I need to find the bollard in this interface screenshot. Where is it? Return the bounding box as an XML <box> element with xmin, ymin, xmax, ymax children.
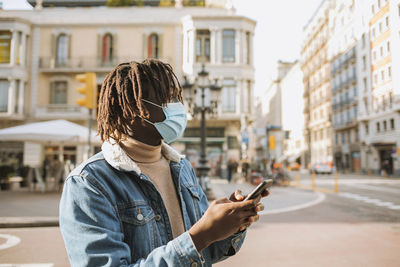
<box><xmin>334</xmin><ymin>172</ymin><xmax>339</xmax><ymax>193</ymax></box>
<box><xmin>296</xmin><ymin>172</ymin><xmax>300</xmax><ymax>186</ymax></box>
<box><xmin>311</xmin><ymin>172</ymin><xmax>316</xmax><ymax>191</ymax></box>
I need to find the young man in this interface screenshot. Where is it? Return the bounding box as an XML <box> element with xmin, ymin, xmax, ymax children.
<box><xmin>59</xmin><ymin>59</ymin><xmax>269</xmax><ymax>266</ymax></box>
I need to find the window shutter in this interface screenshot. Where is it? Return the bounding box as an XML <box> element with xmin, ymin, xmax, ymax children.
<box><xmin>97</xmin><ymin>33</ymin><xmax>102</xmax><ymax>64</ymax></box>
<box><xmin>51</xmin><ymin>33</ymin><xmax>56</xmax><ymax>68</ymax></box>
<box><xmin>49</xmin><ymin>81</ymin><xmax>55</xmax><ymax>104</ymax></box>
<box><xmin>112</xmin><ymin>32</ymin><xmax>117</xmax><ymax>63</ymax></box>
<box><xmin>143</xmin><ymin>33</ymin><xmax>148</xmax><ymax>59</ymax></box>
<box><xmin>158</xmin><ymin>34</ymin><xmax>163</xmax><ymax>59</ymax></box>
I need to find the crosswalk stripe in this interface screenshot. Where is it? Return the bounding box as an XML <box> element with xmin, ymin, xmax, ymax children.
<box><xmin>338</xmin><ymin>192</ymin><xmax>399</xmax><ymax>210</ymax></box>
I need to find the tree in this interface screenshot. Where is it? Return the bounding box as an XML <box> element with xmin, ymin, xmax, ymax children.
<box><xmin>106</xmin><ymin>0</ymin><xmax>134</xmax><ymax>7</ymax></box>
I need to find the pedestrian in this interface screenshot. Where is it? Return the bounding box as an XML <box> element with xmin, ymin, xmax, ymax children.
<box><xmin>59</xmin><ymin>59</ymin><xmax>269</xmax><ymax>266</ymax></box>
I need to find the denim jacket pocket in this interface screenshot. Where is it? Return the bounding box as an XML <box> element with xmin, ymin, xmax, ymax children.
<box><xmin>182</xmin><ymin>184</ymin><xmax>202</xmax><ymax>221</ymax></box>
<box><xmin>117</xmin><ymin>202</ymin><xmax>159</xmax><ymax>262</ymax></box>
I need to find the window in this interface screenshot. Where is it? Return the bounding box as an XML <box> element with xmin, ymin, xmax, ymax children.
<box><xmin>388</xmin><ymin>66</ymin><xmax>392</xmax><ymax>78</ymax></box>
<box><xmin>147</xmin><ymin>33</ymin><xmax>159</xmax><ymax>59</ymax></box>
<box><xmin>381</xmin><ymin>70</ymin><xmax>385</xmax><ymax>81</ymax></box>
<box><xmin>222</xmin><ymin>79</ymin><xmax>236</xmax><ymax>112</ymax></box>
<box><xmin>380</xmin><ymin>46</ymin><xmax>383</xmax><ymax>57</ymax></box>
<box><xmin>102</xmin><ymin>33</ymin><xmax>113</xmax><ymax>64</ymax></box>
<box><xmin>362</xmin><ymin>55</ymin><xmax>366</xmax><ymax>70</ymax></box>
<box><xmin>372</xmin><ymin>28</ymin><xmax>376</xmax><ymax>38</ymax></box>
<box><xmin>361</xmin><ymin>33</ymin><xmax>366</xmax><ymax>48</ymax></box>
<box><xmin>390</xmin><ymin>118</ymin><xmax>395</xmax><ymax>130</ymax></box>
<box><xmin>386</xmin><ymin>16</ymin><xmax>389</xmax><ymax>27</ymax></box>
<box><xmin>379</xmin><ymin>22</ymin><xmax>382</xmax><ymax>33</ymax></box>
<box><xmin>373</xmin><ymin>51</ymin><xmax>376</xmax><ymax>60</ymax></box>
<box><xmin>376</xmin><ymin>122</ymin><xmax>380</xmax><ymax>132</ymax></box>
<box><xmin>56</xmin><ymin>34</ymin><xmax>69</xmax><ymax>66</ymax></box>
<box><xmin>0</xmin><ymin>80</ymin><xmax>9</xmax><ymax>112</ymax></box>
<box><xmin>0</xmin><ymin>31</ymin><xmax>11</xmax><ymax>63</ymax></box>
<box><xmin>50</xmin><ymin>81</ymin><xmax>67</xmax><ymax>104</ymax></box>
<box><xmin>341</xmin><ymin>132</ymin><xmax>346</xmax><ymax>143</ymax></box>
<box><xmin>374</xmin><ymin>74</ymin><xmax>378</xmax><ymax>85</ymax></box>
<box><xmin>387</xmin><ymin>41</ymin><xmax>390</xmax><ymax>53</ymax></box>
<box><xmin>14</xmin><ymin>80</ymin><xmax>20</xmax><ymax>114</ymax></box>
<box><xmin>222</xmin><ymin>30</ymin><xmax>235</xmax><ymax>63</ymax></box>
<box><xmin>378</xmin><ymin>0</ymin><xmax>381</xmax><ymax>8</ymax></box>
<box><xmin>365</xmin><ymin>124</ymin><xmax>369</xmax><ymax>135</ymax></box>
<box><xmin>372</xmin><ymin>4</ymin><xmax>375</xmax><ymax>14</ymax></box>
<box><xmin>195</xmin><ymin>30</ymin><xmax>210</xmax><ymax>62</ymax></box>
<box><xmin>389</xmin><ymin>91</ymin><xmax>393</xmax><ymax>107</ymax></box>
<box><xmin>383</xmin><ymin>120</ymin><xmax>387</xmax><ymax>131</ymax></box>
<box><xmin>363</xmin><ymin>77</ymin><xmax>368</xmax><ymax>91</ymax></box>
<box><xmin>335</xmin><ymin>133</ymin><xmax>339</xmax><ymax>145</ymax></box>
<box><xmin>355</xmin><ymin>129</ymin><xmax>359</xmax><ymax>142</ymax></box>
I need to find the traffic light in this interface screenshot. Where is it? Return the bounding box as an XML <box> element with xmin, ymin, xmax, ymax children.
<box><xmin>76</xmin><ymin>72</ymin><xmax>96</xmax><ymax>109</ymax></box>
<box><xmin>269</xmin><ymin>135</ymin><xmax>275</xmax><ymax>150</ymax></box>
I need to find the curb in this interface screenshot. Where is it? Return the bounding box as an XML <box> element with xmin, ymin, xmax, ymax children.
<box><xmin>0</xmin><ymin>217</ymin><xmax>59</xmax><ymax>228</ymax></box>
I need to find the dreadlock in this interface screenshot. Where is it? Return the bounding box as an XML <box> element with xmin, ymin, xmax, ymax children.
<box><xmin>97</xmin><ymin>59</ymin><xmax>183</xmax><ymax>143</ymax></box>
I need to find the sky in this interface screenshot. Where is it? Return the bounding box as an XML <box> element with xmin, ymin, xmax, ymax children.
<box><xmin>1</xmin><ymin>0</ymin><xmax>323</xmax><ymax>96</ymax></box>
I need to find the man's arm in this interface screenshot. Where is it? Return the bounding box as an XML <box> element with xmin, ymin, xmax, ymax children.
<box><xmin>59</xmin><ymin>173</ymin><xmax>205</xmax><ymax>267</ymax></box>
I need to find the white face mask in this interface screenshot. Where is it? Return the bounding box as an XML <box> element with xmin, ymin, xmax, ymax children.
<box><xmin>141</xmin><ymin>99</ymin><xmax>188</xmax><ymax>144</ymax></box>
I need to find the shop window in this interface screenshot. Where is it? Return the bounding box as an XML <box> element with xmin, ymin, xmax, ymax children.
<box><xmin>0</xmin><ymin>31</ymin><xmax>11</xmax><ymax>64</ymax></box>
<box><xmin>227</xmin><ymin>136</ymin><xmax>239</xmax><ymax>149</ymax></box>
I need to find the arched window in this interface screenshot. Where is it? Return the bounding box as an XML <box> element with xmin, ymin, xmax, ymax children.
<box><xmin>102</xmin><ymin>33</ymin><xmax>113</xmax><ymax>64</ymax></box>
<box><xmin>56</xmin><ymin>34</ymin><xmax>69</xmax><ymax>66</ymax></box>
<box><xmin>147</xmin><ymin>33</ymin><xmax>159</xmax><ymax>59</ymax></box>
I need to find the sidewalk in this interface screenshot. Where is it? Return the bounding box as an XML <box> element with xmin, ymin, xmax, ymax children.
<box><xmin>0</xmin><ymin>180</ymin><xmax>321</xmax><ymax>228</ymax></box>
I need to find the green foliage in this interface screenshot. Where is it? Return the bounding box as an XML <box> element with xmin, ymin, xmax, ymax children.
<box><xmin>106</xmin><ymin>0</ymin><xmax>134</xmax><ymax>7</ymax></box>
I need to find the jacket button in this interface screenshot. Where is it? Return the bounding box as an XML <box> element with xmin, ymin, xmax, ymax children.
<box><xmin>136</xmin><ymin>214</ymin><xmax>144</xmax><ymax>221</ymax></box>
<box><xmin>155</xmin><ymin>215</ymin><xmax>162</xmax><ymax>221</ymax></box>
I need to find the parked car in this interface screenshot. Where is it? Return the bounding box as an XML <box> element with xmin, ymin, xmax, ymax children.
<box><xmin>310</xmin><ymin>163</ymin><xmax>333</xmax><ymax>174</ymax></box>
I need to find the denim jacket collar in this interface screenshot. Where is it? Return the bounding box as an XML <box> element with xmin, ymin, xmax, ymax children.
<box><xmin>101</xmin><ymin>139</ymin><xmax>185</xmax><ymax>175</ymax></box>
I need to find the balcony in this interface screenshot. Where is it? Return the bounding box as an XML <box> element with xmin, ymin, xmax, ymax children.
<box><xmin>38</xmin><ymin>56</ymin><xmax>171</xmax><ymax>73</ymax></box>
<box><xmin>35</xmin><ymin>104</ymin><xmax>88</xmax><ymax>120</ymax></box>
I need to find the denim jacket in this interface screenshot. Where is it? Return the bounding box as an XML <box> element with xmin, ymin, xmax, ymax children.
<box><xmin>59</xmin><ymin>141</ymin><xmax>246</xmax><ymax>266</ymax></box>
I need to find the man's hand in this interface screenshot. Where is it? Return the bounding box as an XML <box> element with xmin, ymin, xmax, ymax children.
<box><xmin>189</xmin><ymin>198</ymin><xmax>258</xmax><ymax>252</ymax></box>
<box><xmin>189</xmin><ymin>188</ymin><xmax>270</xmax><ymax>252</ymax></box>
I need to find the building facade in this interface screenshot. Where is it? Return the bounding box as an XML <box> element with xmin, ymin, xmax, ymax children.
<box><xmin>363</xmin><ymin>0</ymin><xmax>400</xmax><ymax>175</ymax></box>
<box><xmin>329</xmin><ymin>0</ymin><xmax>364</xmax><ymax>173</ymax></box>
<box><xmin>301</xmin><ymin>0</ymin><xmax>333</xmax><ymax>168</ymax></box>
<box><xmin>0</xmin><ymin>1</ymin><xmax>255</xmax><ymax>177</ymax></box>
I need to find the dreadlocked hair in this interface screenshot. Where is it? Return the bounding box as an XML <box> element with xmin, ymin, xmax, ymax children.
<box><xmin>97</xmin><ymin>59</ymin><xmax>183</xmax><ymax>143</ymax></box>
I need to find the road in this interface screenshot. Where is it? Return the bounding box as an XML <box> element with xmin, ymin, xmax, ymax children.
<box><xmin>0</xmin><ymin>173</ymin><xmax>399</xmax><ymax>266</ymax></box>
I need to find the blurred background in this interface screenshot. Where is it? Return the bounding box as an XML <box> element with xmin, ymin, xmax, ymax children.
<box><xmin>0</xmin><ymin>0</ymin><xmax>399</xmax><ymax>266</ymax></box>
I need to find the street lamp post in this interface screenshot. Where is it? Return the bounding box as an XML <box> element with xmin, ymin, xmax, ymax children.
<box><xmin>182</xmin><ymin>65</ymin><xmax>221</xmax><ymax>200</ymax></box>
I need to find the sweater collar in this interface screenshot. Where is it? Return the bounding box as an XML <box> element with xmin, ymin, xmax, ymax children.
<box><xmin>101</xmin><ymin>139</ymin><xmax>184</xmax><ymax>175</ymax></box>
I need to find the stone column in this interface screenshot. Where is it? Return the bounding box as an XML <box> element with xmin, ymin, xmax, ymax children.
<box><xmin>216</xmin><ymin>30</ymin><xmax>222</xmax><ymax>64</ymax></box>
<box><xmin>10</xmin><ymin>30</ymin><xmax>17</xmax><ymax>66</ymax></box>
<box><xmin>8</xmin><ymin>79</ymin><xmax>15</xmax><ymax>115</ymax></box>
<box><xmin>18</xmin><ymin>80</ymin><xmax>24</xmax><ymax>115</ymax></box>
<box><xmin>210</xmin><ymin>28</ymin><xmax>217</xmax><ymax>64</ymax></box>
<box><xmin>235</xmin><ymin>29</ymin><xmax>241</xmax><ymax>64</ymax></box>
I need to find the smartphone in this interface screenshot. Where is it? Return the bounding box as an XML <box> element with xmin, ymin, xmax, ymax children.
<box><xmin>244</xmin><ymin>179</ymin><xmax>273</xmax><ymax>201</ymax></box>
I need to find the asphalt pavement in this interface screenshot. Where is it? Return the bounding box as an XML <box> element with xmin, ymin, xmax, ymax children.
<box><xmin>0</xmin><ymin>178</ymin><xmax>322</xmax><ymax>228</ymax></box>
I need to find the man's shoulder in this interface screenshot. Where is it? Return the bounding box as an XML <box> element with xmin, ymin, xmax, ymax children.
<box><xmin>68</xmin><ymin>152</ymin><xmax>108</xmax><ymax>178</ymax></box>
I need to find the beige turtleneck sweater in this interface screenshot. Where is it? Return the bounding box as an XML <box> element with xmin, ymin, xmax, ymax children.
<box><xmin>120</xmin><ymin>138</ymin><xmax>185</xmax><ymax>238</ymax></box>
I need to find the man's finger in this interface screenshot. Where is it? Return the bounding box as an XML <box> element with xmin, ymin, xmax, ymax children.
<box><xmin>255</xmin><ymin>203</ymin><xmax>264</xmax><ymax>212</ymax></box>
<box><xmin>261</xmin><ymin>189</ymin><xmax>270</xmax><ymax>197</ymax></box>
<box><xmin>235</xmin><ymin>189</ymin><xmax>244</xmax><ymax>201</ymax></box>
<box><xmin>227</xmin><ymin>199</ymin><xmax>256</xmax><ymax>210</ymax></box>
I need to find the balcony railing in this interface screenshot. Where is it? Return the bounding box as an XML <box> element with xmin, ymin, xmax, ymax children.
<box><xmin>35</xmin><ymin>104</ymin><xmax>88</xmax><ymax>119</ymax></box>
<box><xmin>38</xmin><ymin>56</ymin><xmax>171</xmax><ymax>71</ymax></box>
